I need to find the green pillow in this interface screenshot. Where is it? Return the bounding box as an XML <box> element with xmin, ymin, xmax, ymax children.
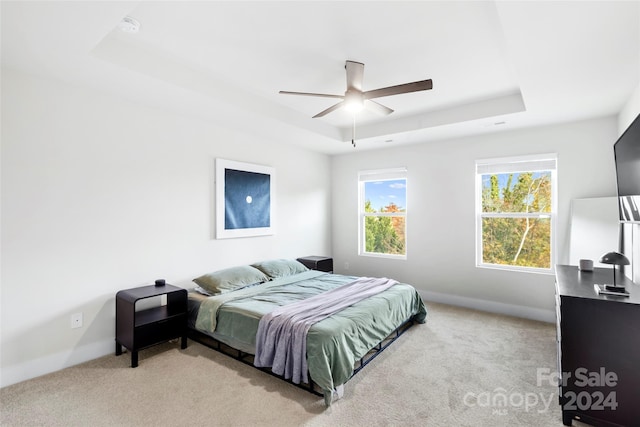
<box><xmin>193</xmin><ymin>265</ymin><xmax>268</xmax><ymax>295</ymax></box>
<box><xmin>251</xmin><ymin>259</ymin><xmax>309</xmax><ymax>279</ymax></box>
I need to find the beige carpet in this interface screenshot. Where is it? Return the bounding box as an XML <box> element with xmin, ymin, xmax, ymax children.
<box><xmin>1</xmin><ymin>302</ymin><xmax>573</xmax><ymax>426</ymax></box>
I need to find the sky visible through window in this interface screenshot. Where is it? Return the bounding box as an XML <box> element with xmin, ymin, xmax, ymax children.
<box><xmin>365</xmin><ymin>179</ymin><xmax>406</xmax><ymax>211</ymax></box>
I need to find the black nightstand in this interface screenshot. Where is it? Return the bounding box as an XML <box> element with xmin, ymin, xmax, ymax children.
<box><xmin>297</xmin><ymin>256</ymin><xmax>333</xmax><ymax>273</ymax></box>
<box><xmin>115</xmin><ymin>283</ymin><xmax>187</xmax><ymax>367</ymax></box>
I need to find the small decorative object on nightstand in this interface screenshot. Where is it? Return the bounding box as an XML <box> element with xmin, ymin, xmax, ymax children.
<box><xmin>115</xmin><ymin>283</ymin><xmax>187</xmax><ymax>367</ymax></box>
<box><xmin>599</xmin><ymin>251</ymin><xmax>630</xmax><ymax>292</ymax></box>
<box><xmin>297</xmin><ymin>256</ymin><xmax>333</xmax><ymax>273</ymax></box>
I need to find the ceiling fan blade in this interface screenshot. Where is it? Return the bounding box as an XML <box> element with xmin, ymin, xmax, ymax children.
<box><xmin>363</xmin><ymin>79</ymin><xmax>433</xmax><ymax>100</ymax></box>
<box><xmin>313</xmin><ymin>101</ymin><xmax>345</xmax><ymax>118</ymax></box>
<box><xmin>345</xmin><ymin>60</ymin><xmax>364</xmax><ymax>92</ymax></box>
<box><xmin>366</xmin><ymin>99</ymin><xmax>394</xmax><ymax>115</ymax></box>
<box><xmin>279</xmin><ymin>91</ymin><xmax>344</xmax><ymax>99</ymax></box>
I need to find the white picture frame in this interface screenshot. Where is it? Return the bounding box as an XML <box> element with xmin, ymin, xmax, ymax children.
<box><xmin>215</xmin><ymin>158</ymin><xmax>275</xmax><ymax>239</ymax></box>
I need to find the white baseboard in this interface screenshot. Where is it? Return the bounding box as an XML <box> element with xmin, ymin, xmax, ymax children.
<box><xmin>1</xmin><ymin>339</ymin><xmax>113</xmax><ymax>388</ymax></box>
<box><xmin>419</xmin><ymin>290</ymin><xmax>556</xmax><ymax>323</ymax></box>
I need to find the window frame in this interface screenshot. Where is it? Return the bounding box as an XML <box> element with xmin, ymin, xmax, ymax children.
<box><xmin>358</xmin><ymin>168</ymin><xmax>408</xmax><ymax>260</ymax></box>
<box><xmin>475</xmin><ymin>154</ymin><xmax>557</xmax><ymax>274</ymax></box>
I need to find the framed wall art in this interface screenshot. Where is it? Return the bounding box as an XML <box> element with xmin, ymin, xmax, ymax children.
<box><xmin>215</xmin><ymin>158</ymin><xmax>275</xmax><ymax>239</ymax></box>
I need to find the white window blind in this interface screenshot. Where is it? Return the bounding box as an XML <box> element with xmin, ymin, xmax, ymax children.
<box><xmin>476</xmin><ymin>155</ymin><xmax>556</xmax><ymax>175</ymax></box>
<box><xmin>358</xmin><ymin>167</ymin><xmax>407</xmax><ymax>182</ymax></box>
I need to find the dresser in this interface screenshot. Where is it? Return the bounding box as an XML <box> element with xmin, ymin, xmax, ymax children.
<box><xmin>555</xmin><ymin>265</ymin><xmax>640</xmax><ymax>426</ymax></box>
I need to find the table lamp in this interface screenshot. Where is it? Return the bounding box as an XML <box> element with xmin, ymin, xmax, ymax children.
<box><xmin>599</xmin><ymin>251</ymin><xmax>630</xmax><ymax>291</ymax></box>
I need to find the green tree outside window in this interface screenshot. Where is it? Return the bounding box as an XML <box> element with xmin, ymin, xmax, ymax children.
<box><xmin>480</xmin><ymin>171</ymin><xmax>552</xmax><ymax>268</ymax></box>
<box><xmin>360</xmin><ymin>175</ymin><xmax>407</xmax><ymax>257</ymax></box>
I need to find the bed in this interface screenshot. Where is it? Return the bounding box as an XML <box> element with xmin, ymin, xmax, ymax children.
<box><xmin>187</xmin><ymin>259</ymin><xmax>427</xmax><ymax>405</ymax></box>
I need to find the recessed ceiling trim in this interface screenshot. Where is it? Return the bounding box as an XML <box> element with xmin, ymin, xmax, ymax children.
<box><xmin>339</xmin><ymin>91</ymin><xmax>526</xmax><ymax>142</ymax></box>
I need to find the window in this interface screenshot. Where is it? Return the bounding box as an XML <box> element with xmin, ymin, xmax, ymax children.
<box><xmin>475</xmin><ymin>154</ymin><xmax>557</xmax><ymax>273</ymax></box>
<box><xmin>358</xmin><ymin>168</ymin><xmax>407</xmax><ymax>259</ymax></box>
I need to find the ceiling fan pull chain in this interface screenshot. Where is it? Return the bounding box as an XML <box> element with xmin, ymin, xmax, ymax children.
<box><xmin>352</xmin><ymin>115</ymin><xmax>356</xmax><ymax>148</ymax></box>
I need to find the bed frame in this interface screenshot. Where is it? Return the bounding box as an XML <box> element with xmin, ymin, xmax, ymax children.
<box><xmin>187</xmin><ymin>317</ymin><xmax>416</xmax><ymax>397</ymax></box>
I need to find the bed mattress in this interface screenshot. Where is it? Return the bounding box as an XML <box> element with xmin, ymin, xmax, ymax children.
<box><xmin>187</xmin><ymin>270</ymin><xmax>427</xmax><ymax>399</ymax></box>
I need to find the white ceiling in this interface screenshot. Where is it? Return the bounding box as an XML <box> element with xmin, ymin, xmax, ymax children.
<box><xmin>2</xmin><ymin>1</ymin><xmax>639</xmax><ymax>155</ymax></box>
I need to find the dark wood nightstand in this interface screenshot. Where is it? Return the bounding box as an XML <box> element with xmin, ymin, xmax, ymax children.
<box><xmin>297</xmin><ymin>256</ymin><xmax>333</xmax><ymax>273</ymax></box>
<box><xmin>115</xmin><ymin>283</ymin><xmax>187</xmax><ymax>367</ymax></box>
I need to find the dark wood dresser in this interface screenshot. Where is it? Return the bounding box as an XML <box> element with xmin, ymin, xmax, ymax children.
<box><xmin>555</xmin><ymin>265</ymin><xmax>640</xmax><ymax>426</ymax></box>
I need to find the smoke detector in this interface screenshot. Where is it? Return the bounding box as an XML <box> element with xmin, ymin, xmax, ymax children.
<box><xmin>118</xmin><ymin>16</ymin><xmax>140</xmax><ymax>33</ymax></box>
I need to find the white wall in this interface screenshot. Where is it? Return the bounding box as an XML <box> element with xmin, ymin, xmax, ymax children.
<box><xmin>618</xmin><ymin>83</ymin><xmax>640</xmax><ymax>133</ymax></box>
<box><xmin>0</xmin><ymin>68</ymin><xmax>332</xmax><ymax>387</ymax></box>
<box><xmin>331</xmin><ymin>117</ymin><xmax>619</xmax><ymax>322</ymax></box>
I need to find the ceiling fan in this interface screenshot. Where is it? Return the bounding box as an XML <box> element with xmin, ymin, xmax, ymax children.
<box><xmin>280</xmin><ymin>60</ymin><xmax>433</xmax><ymax>147</ymax></box>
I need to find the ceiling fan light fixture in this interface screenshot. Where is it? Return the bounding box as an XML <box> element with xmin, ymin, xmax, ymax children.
<box><xmin>343</xmin><ymin>91</ymin><xmax>364</xmax><ymax>113</ymax></box>
<box><xmin>344</xmin><ymin>100</ymin><xmax>364</xmax><ymax>113</ymax></box>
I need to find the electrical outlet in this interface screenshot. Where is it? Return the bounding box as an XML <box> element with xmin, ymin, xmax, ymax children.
<box><xmin>344</xmin><ymin>262</ymin><xmax>350</xmax><ymax>270</ymax></box>
<box><xmin>71</xmin><ymin>312</ymin><xmax>83</xmax><ymax>329</ymax></box>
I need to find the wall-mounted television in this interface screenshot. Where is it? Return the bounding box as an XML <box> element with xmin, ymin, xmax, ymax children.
<box><xmin>614</xmin><ymin>113</ymin><xmax>640</xmax><ymax>223</ymax></box>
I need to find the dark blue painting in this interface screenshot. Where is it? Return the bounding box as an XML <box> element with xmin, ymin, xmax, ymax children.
<box><xmin>216</xmin><ymin>158</ymin><xmax>275</xmax><ymax>239</ymax></box>
<box><xmin>224</xmin><ymin>169</ymin><xmax>271</xmax><ymax>229</ymax></box>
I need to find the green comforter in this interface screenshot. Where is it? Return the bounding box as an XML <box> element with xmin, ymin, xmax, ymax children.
<box><xmin>193</xmin><ymin>270</ymin><xmax>427</xmax><ymax>400</ymax></box>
